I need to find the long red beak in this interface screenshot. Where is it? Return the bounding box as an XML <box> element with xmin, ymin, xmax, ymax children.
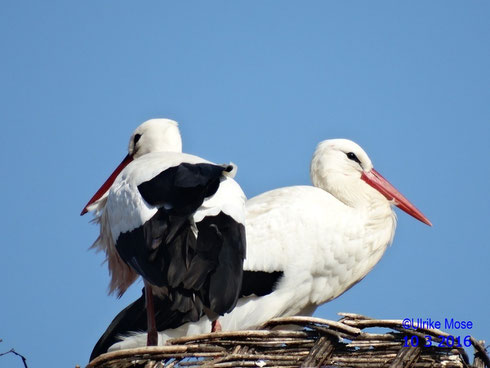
<box><xmin>361</xmin><ymin>168</ymin><xmax>432</xmax><ymax>226</ymax></box>
<box><xmin>80</xmin><ymin>154</ymin><xmax>133</xmax><ymax>216</ymax></box>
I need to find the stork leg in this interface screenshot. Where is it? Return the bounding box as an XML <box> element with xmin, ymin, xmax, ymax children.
<box><xmin>144</xmin><ymin>280</ymin><xmax>158</xmax><ymax>346</ymax></box>
<box><xmin>211</xmin><ymin>319</ymin><xmax>222</xmax><ymax>332</ymax></box>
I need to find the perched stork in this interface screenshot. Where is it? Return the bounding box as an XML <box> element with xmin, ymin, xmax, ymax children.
<box><xmin>89</xmin><ymin>138</ymin><xmax>431</xmax><ymax>359</ymax></box>
<box><xmin>82</xmin><ymin>119</ymin><xmax>246</xmax><ymax>347</ymax></box>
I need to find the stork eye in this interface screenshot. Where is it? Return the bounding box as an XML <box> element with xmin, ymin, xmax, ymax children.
<box><xmin>133</xmin><ymin>134</ymin><xmax>142</xmax><ymax>145</ymax></box>
<box><xmin>346</xmin><ymin>152</ymin><xmax>361</xmax><ymax>164</ymax></box>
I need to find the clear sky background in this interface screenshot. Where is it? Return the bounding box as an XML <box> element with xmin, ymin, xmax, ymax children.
<box><xmin>1</xmin><ymin>1</ymin><xmax>489</xmax><ymax>367</ymax></box>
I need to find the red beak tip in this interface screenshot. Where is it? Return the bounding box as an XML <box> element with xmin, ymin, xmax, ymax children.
<box><xmin>414</xmin><ymin>214</ymin><xmax>432</xmax><ymax>227</ymax></box>
<box><xmin>80</xmin><ymin>208</ymin><xmax>88</xmax><ymax>216</ymax></box>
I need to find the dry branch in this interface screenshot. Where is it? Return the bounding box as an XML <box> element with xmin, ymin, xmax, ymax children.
<box><xmin>0</xmin><ymin>349</ymin><xmax>28</xmax><ymax>368</ymax></box>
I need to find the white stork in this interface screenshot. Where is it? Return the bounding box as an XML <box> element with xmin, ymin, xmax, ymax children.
<box><xmin>89</xmin><ymin>138</ymin><xmax>431</xmax><ymax>359</ymax></box>
<box><xmin>81</xmin><ymin>119</ymin><xmax>247</xmax><ymax>347</ymax></box>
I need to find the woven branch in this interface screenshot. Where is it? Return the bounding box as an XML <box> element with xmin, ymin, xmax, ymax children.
<box><xmin>87</xmin><ymin>313</ymin><xmax>489</xmax><ymax>368</ymax></box>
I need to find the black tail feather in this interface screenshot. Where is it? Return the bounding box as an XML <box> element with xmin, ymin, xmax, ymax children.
<box><xmin>89</xmin><ymin>288</ymin><xmax>204</xmax><ymax>361</ymax></box>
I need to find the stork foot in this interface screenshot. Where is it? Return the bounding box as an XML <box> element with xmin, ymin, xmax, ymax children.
<box><xmin>211</xmin><ymin>319</ymin><xmax>222</xmax><ymax>332</ymax></box>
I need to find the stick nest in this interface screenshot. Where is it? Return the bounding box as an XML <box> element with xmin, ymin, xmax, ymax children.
<box><xmin>87</xmin><ymin>313</ymin><xmax>489</xmax><ymax>368</ymax></box>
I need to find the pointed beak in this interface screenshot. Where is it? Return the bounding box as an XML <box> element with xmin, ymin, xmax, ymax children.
<box><xmin>361</xmin><ymin>168</ymin><xmax>432</xmax><ymax>226</ymax></box>
<box><xmin>80</xmin><ymin>154</ymin><xmax>133</xmax><ymax>215</ymax></box>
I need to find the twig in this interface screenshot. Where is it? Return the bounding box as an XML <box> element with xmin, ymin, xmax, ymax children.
<box><xmin>0</xmin><ymin>349</ymin><xmax>28</xmax><ymax>368</ymax></box>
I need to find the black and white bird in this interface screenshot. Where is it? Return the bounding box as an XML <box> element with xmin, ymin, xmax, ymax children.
<box><xmin>81</xmin><ymin>119</ymin><xmax>246</xmax><ymax>347</ymax></box>
<box><xmin>89</xmin><ymin>138</ymin><xmax>431</xmax><ymax>360</ymax></box>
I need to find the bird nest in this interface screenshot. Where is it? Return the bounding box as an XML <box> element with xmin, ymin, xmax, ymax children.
<box><xmin>87</xmin><ymin>313</ymin><xmax>489</xmax><ymax>368</ymax></box>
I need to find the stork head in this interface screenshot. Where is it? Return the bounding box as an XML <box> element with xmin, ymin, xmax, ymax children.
<box><xmin>310</xmin><ymin>139</ymin><xmax>431</xmax><ymax>226</ymax></box>
<box><xmin>128</xmin><ymin>119</ymin><xmax>182</xmax><ymax>159</ymax></box>
<box><xmin>81</xmin><ymin>118</ymin><xmax>182</xmax><ymax>215</ymax></box>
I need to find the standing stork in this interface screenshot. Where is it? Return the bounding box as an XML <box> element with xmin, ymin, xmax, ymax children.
<box><xmin>81</xmin><ymin>119</ymin><xmax>246</xmax><ymax>347</ymax></box>
<box><xmin>89</xmin><ymin>138</ymin><xmax>431</xmax><ymax>359</ymax></box>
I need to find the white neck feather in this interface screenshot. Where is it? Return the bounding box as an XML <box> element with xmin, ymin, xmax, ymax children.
<box><xmin>310</xmin><ymin>153</ymin><xmax>397</xmax><ymax>254</ymax></box>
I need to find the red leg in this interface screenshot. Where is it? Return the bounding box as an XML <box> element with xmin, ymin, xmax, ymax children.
<box><xmin>144</xmin><ymin>280</ymin><xmax>158</xmax><ymax>346</ymax></box>
<box><xmin>211</xmin><ymin>319</ymin><xmax>222</xmax><ymax>332</ymax></box>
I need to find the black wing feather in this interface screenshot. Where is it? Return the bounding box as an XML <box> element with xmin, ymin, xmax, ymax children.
<box><xmin>138</xmin><ymin>163</ymin><xmax>227</xmax><ymax>216</ymax></box>
<box><xmin>114</xmin><ymin>162</ymin><xmax>245</xmax><ymax>337</ymax></box>
<box><xmin>200</xmin><ymin>215</ymin><xmax>246</xmax><ymax>314</ymax></box>
<box><xmin>240</xmin><ymin>271</ymin><xmax>284</xmax><ymax>297</ymax></box>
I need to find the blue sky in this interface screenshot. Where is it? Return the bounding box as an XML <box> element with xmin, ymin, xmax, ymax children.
<box><xmin>1</xmin><ymin>1</ymin><xmax>489</xmax><ymax>367</ymax></box>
